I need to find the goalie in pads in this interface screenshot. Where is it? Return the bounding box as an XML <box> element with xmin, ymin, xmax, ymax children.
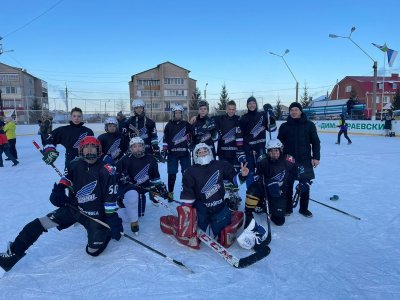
<box><xmin>160</xmin><ymin>143</ymin><xmax>249</xmax><ymax>249</ymax></box>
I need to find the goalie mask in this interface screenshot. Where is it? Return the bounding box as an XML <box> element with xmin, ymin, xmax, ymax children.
<box><xmin>130</xmin><ymin>137</ymin><xmax>145</xmax><ymax>158</ymax></box>
<box><xmin>104</xmin><ymin>117</ymin><xmax>118</xmax><ymax>132</ymax></box>
<box><xmin>78</xmin><ymin>136</ymin><xmax>102</xmax><ymax>162</ymax></box>
<box><xmin>193</xmin><ymin>143</ymin><xmax>213</xmax><ymax>165</ymax></box>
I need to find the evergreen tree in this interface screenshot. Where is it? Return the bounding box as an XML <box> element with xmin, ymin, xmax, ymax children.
<box><xmin>216</xmin><ymin>84</ymin><xmax>230</xmax><ymax>111</ymax></box>
<box><xmin>300</xmin><ymin>83</ymin><xmax>311</xmax><ymax>107</ymax></box>
<box><xmin>392</xmin><ymin>89</ymin><xmax>400</xmax><ymax>110</ymax></box>
<box><xmin>274</xmin><ymin>98</ymin><xmax>283</xmax><ymax>120</ymax></box>
<box><xmin>29</xmin><ymin>98</ymin><xmax>43</xmax><ymax>124</ymax></box>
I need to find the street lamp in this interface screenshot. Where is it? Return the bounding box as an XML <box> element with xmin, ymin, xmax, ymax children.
<box><xmin>204</xmin><ymin>83</ymin><xmax>208</xmax><ymax>101</ymax></box>
<box><xmin>329</xmin><ymin>27</ymin><xmax>378</xmax><ymax>120</ymax></box>
<box><xmin>269</xmin><ymin>49</ymin><xmax>299</xmax><ymax>102</ymax></box>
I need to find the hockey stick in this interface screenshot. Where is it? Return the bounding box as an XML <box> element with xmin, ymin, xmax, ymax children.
<box><xmin>65</xmin><ymin>204</ymin><xmax>194</xmax><ymax>273</ymax></box>
<box><xmin>153</xmin><ymin>196</ymin><xmax>270</xmax><ymax>268</ymax></box>
<box><xmin>33</xmin><ymin>140</ymin><xmax>64</xmax><ymax>177</ymax></box>
<box><xmin>309</xmin><ymin>198</ymin><xmax>361</xmax><ymax>220</ymax></box>
<box><xmin>261</xmin><ymin>175</ymin><xmax>272</xmax><ymax>245</ymax></box>
<box><xmin>33</xmin><ymin>142</ymin><xmax>194</xmax><ymax>273</ymax></box>
<box><xmin>266</xmin><ymin>109</ymin><xmax>272</xmax><ymax>140</ymax></box>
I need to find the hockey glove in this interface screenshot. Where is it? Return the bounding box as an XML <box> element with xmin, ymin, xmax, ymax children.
<box><xmin>42</xmin><ymin>145</ymin><xmax>59</xmax><ymax>165</ymax></box>
<box><xmin>296</xmin><ymin>181</ymin><xmax>310</xmax><ymax>194</ymax></box>
<box><xmin>49</xmin><ymin>183</ymin><xmax>71</xmax><ymax>207</ymax></box>
<box><xmin>153</xmin><ymin>149</ymin><xmax>166</xmax><ymax>163</ymax></box>
<box><xmin>105</xmin><ymin>213</ymin><xmax>123</xmax><ymax>241</ymax></box>
<box><xmin>150</xmin><ymin>182</ymin><xmax>169</xmax><ymax>199</ymax></box>
<box><xmin>160</xmin><ymin>150</ymin><xmax>167</xmax><ymax>161</ymax></box>
<box><xmin>59</xmin><ymin>176</ymin><xmax>73</xmax><ymax>189</ymax></box>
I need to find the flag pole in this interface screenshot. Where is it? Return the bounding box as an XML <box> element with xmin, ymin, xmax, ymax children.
<box><xmin>381</xmin><ymin>50</ymin><xmax>386</xmax><ymax>120</ymax></box>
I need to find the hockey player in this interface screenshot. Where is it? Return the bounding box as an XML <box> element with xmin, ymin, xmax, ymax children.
<box><xmin>244</xmin><ymin>139</ymin><xmax>295</xmax><ymax>227</ymax></box>
<box><xmin>116</xmin><ymin>137</ymin><xmax>168</xmax><ymax>233</ymax></box>
<box><xmin>38</xmin><ymin>113</ymin><xmax>53</xmax><ymax>146</ymax></box>
<box><xmin>214</xmin><ymin>100</ymin><xmax>244</xmax><ymax>171</ymax></box>
<box><xmin>160</xmin><ymin>143</ymin><xmax>248</xmax><ymax>249</ymax></box>
<box><xmin>0</xmin><ymin>120</ymin><xmax>19</xmax><ymax>167</ymax></box>
<box><xmin>190</xmin><ymin>100</ymin><xmax>218</xmax><ymax>157</ymax></box>
<box><xmin>162</xmin><ymin>104</ymin><xmax>192</xmax><ymax>202</ymax></box>
<box><xmin>239</xmin><ymin>96</ymin><xmax>276</xmax><ymax>187</ymax></box>
<box><xmin>98</xmin><ymin>117</ymin><xmax>127</xmax><ymax>164</ymax></box>
<box><xmin>42</xmin><ymin>107</ymin><xmax>94</xmax><ymax>169</ymax></box>
<box><xmin>122</xmin><ymin>99</ymin><xmax>163</xmax><ymax>162</ymax></box>
<box><xmin>0</xmin><ymin>136</ymin><xmax>123</xmax><ymax>275</ymax></box>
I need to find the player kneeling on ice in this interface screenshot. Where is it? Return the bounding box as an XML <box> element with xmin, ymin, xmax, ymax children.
<box><xmin>160</xmin><ymin>143</ymin><xmax>248</xmax><ymax>249</ymax></box>
<box><xmin>244</xmin><ymin>139</ymin><xmax>295</xmax><ymax>228</ymax></box>
<box><xmin>116</xmin><ymin>137</ymin><xmax>168</xmax><ymax>234</ymax></box>
<box><xmin>0</xmin><ymin>137</ymin><xmax>123</xmax><ymax>275</ymax></box>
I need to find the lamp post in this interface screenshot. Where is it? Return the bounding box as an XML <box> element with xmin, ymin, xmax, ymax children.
<box><xmin>329</xmin><ymin>27</ymin><xmax>378</xmax><ymax>120</ymax></box>
<box><xmin>269</xmin><ymin>49</ymin><xmax>299</xmax><ymax>102</ymax></box>
<box><xmin>204</xmin><ymin>83</ymin><xmax>208</xmax><ymax>101</ymax></box>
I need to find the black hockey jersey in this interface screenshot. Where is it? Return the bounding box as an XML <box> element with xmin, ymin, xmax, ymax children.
<box><xmin>44</xmin><ymin>122</ymin><xmax>94</xmax><ymax>161</ymax></box>
<box><xmin>116</xmin><ymin>153</ymin><xmax>160</xmax><ymax>194</ymax></box>
<box><xmin>66</xmin><ymin>157</ymin><xmax>118</xmax><ymax>220</ymax></box>
<box><xmin>180</xmin><ymin>160</ymin><xmax>239</xmax><ymax>213</ymax></box>
<box><xmin>215</xmin><ymin>114</ymin><xmax>243</xmax><ymax>159</ymax></box>
<box><xmin>163</xmin><ymin>119</ymin><xmax>192</xmax><ymax>157</ymax></box>
<box><xmin>239</xmin><ymin>110</ymin><xmax>268</xmax><ymax>151</ymax></box>
<box><xmin>123</xmin><ymin>115</ymin><xmax>158</xmax><ymax>154</ymax></box>
<box><xmin>97</xmin><ymin>131</ymin><xmax>126</xmax><ymax>161</ymax></box>
<box><xmin>191</xmin><ymin>115</ymin><xmax>217</xmax><ymax>150</ymax></box>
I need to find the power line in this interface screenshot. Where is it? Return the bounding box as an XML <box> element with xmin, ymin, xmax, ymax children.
<box><xmin>2</xmin><ymin>0</ymin><xmax>65</xmax><ymax>39</ymax></box>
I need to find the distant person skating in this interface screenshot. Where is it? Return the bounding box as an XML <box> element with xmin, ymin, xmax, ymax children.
<box><xmin>3</xmin><ymin>117</ymin><xmax>18</xmax><ymax>160</ymax></box>
<box><xmin>336</xmin><ymin>114</ymin><xmax>352</xmax><ymax>145</ymax></box>
<box><xmin>383</xmin><ymin>111</ymin><xmax>394</xmax><ymax>137</ymax></box>
<box><xmin>0</xmin><ymin>120</ymin><xmax>19</xmax><ymax>167</ymax></box>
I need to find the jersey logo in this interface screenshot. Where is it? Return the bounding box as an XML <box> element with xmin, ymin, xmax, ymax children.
<box><xmin>76</xmin><ymin>181</ymin><xmax>97</xmax><ymax>204</ymax></box>
<box><xmin>201</xmin><ymin>170</ymin><xmax>221</xmax><ymax>199</ymax></box>
<box><xmin>73</xmin><ymin>132</ymin><xmax>89</xmax><ymax>149</ymax></box>
<box><xmin>200</xmin><ymin>132</ymin><xmax>211</xmax><ymax>142</ymax></box>
<box><xmin>134</xmin><ymin>164</ymin><xmax>150</xmax><ymax>185</ymax></box>
<box><xmin>222</xmin><ymin>128</ymin><xmax>236</xmax><ymax>144</ymax></box>
<box><xmin>250</xmin><ymin>116</ymin><xmax>265</xmax><ymax>138</ymax></box>
<box><xmin>104</xmin><ymin>164</ymin><xmax>116</xmax><ymax>175</ymax></box>
<box><xmin>271</xmin><ymin>170</ymin><xmax>285</xmax><ymax>182</ymax></box>
<box><xmin>139</xmin><ymin>127</ymin><xmax>148</xmax><ymax>140</ymax></box>
<box><xmin>108</xmin><ymin>138</ymin><xmax>121</xmax><ymax>158</ymax></box>
<box><xmin>172</xmin><ymin>127</ymin><xmax>187</xmax><ymax>145</ymax></box>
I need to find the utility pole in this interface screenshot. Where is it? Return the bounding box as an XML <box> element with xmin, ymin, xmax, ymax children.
<box><xmin>65</xmin><ymin>83</ymin><xmax>69</xmax><ymax>113</ymax></box>
<box><xmin>0</xmin><ymin>88</ymin><xmax>3</xmax><ymax>117</ymax></box>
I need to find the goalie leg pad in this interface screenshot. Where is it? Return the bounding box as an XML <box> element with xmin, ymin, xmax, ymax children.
<box><xmin>160</xmin><ymin>206</ymin><xmax>200</xmax><ymax>249</ymax></box>
<box><xmin>218</xmin><ymin>211</ymin><xmax>244</xmax><ymax>248</ymax></box>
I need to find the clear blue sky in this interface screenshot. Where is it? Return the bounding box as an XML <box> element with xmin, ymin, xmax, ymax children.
<box><xmin>1</xmin><ymin>0</ymin><xmax>398</xmax><ymax>111</ymax></box>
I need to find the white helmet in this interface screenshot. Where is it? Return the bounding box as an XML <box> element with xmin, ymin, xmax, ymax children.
<box><xmin>193</xmin><ymin>143</ymin><xmax>213</xmax><ymax>165</ymax></box>
<box><xmin>172</xmin><ymin>104</ymin><xmax>184</xmax><ymax>112</ymax></box>
<box><xmin>129</xmin><ymin>137</ymin><xmax>145</xmax><ymax>158</ymax></box>
<box><xmin>104</xmin><ymin>117</ymin><xmax>118</xmax><ymax>132</ymax></box>
<box><xmin>266</xmin><ymin>139</ymin><xmax>283</xmax><ymax>151</ymax></box>
<box><xmin>131</xmin><ymin>99</ymin><xmax>145</xmax><ymax>109</ymax></box>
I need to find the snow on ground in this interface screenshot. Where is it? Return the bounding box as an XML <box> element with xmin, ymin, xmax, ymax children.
<box><xmin>0</xmin><ymin>132</ymin><xmax>399</xmax><ymax>299</ymax></box>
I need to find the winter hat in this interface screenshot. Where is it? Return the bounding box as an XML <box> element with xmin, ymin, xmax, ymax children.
<box><xmin>247</xmin><ymin>96</ymin><xmax>257</xmax><ymax>105</ymax></box>
<box><xmin>289</xmin><ymin>102</ymin><xmax>303</xmax><ymax>112</ymax></box>
<box><xmin>117</xmin><ymin>111</ymin><xmax>124</xmax><ymax>117</ymax></box>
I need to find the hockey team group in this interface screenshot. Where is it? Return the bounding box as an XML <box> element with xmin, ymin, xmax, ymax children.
<box><xmin>0</xmin><ymin>95</ymin><xmax>320</xmax><ymax>274</ymax></box>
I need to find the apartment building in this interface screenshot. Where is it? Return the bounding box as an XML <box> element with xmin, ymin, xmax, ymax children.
<box><xmin>129</xmin><ymin>61</ymin><xmax>196</xmax><ymax>121</ymax></box>
<box><xmin>0</xmin><ymin>62</ymin><xmax>48</xmax><ymax>123</ymax></box>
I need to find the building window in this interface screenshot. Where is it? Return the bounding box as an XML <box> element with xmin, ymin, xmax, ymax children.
<box><xmin>137</xmin><ymin>79</ymin><xmax>160</xmax><ymax>86</ymax></box>
<box><xmin>164</xmin><ymin>78</ymin><xmax>184</xmax><ymax>85</ymax></box>
<box><xmin>345</xmin><ymin>85</ymin><xmax>352</xmax><ymax>92</ymax></box>
<box><xmin>0</xmin><ymin>73</ymin><xmax>19</xmax><ymax>81</ymax></box>
<box><xmin>378</xmin><ymin>83</ymin><xmax>384</xmax><ymax>89</ymax></box>
<box><xmin>139</xmin><ymin>90</ymin><xmax>160</xmax><ymax>97</ymax></box>
<box><xmin>5</xmin><ymin>86</ymin><xmax>17</xmax><ymax>94</ymax></box>
<box><xmin>153</xmin><ymin>103</ymin><xmax>160</xmax><ymax>109</ymax></box>
<box><xmin>145</xmin><ymin>103</ymin><xmax>152</xmax><ymax>109</ymax></box>
<box><xmin>382</xmin><ymin>96</ymin><xmax>390</xmax><ymax>104</ymax></box>
<box><xmin>164</xmin><ymin>90</ymin><xmax>187</xmax><ymax>96</ymax></box>
<box><xmin>393</xmin><ymin>83</ymin><xmax>398</xmax><ymax>89</ymax></box>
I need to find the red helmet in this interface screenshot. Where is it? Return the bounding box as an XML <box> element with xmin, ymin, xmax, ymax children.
<box><xmin>78</xmin><ymin>136</ymin><xmax>102</xmax><ymax>160</ymax></box>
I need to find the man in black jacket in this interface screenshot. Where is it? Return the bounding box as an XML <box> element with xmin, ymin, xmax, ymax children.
<box><xmin>277</xmin><ymin>102</ymin><xmax>320</xmax><ymax>217</ymax></box>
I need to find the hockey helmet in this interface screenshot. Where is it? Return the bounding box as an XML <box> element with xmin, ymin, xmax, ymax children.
<box><xmin>104</xmin><ymin>117</ymin><xmax>118</xmax><ymax>132</ymax></box>
<box><xmin>129</xmin><ymin>137</ymin><xmax>145</xmax><ymax>158</ymax></box>
<box><xmin>78</xmin><ymin>136</ymin><xmax>102</xmax><ymax>161</ymax></box>
<box><xmin>193</xmin><ymin>143</ymin><xmax>213</xmax><ymax>165</ymax></box>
